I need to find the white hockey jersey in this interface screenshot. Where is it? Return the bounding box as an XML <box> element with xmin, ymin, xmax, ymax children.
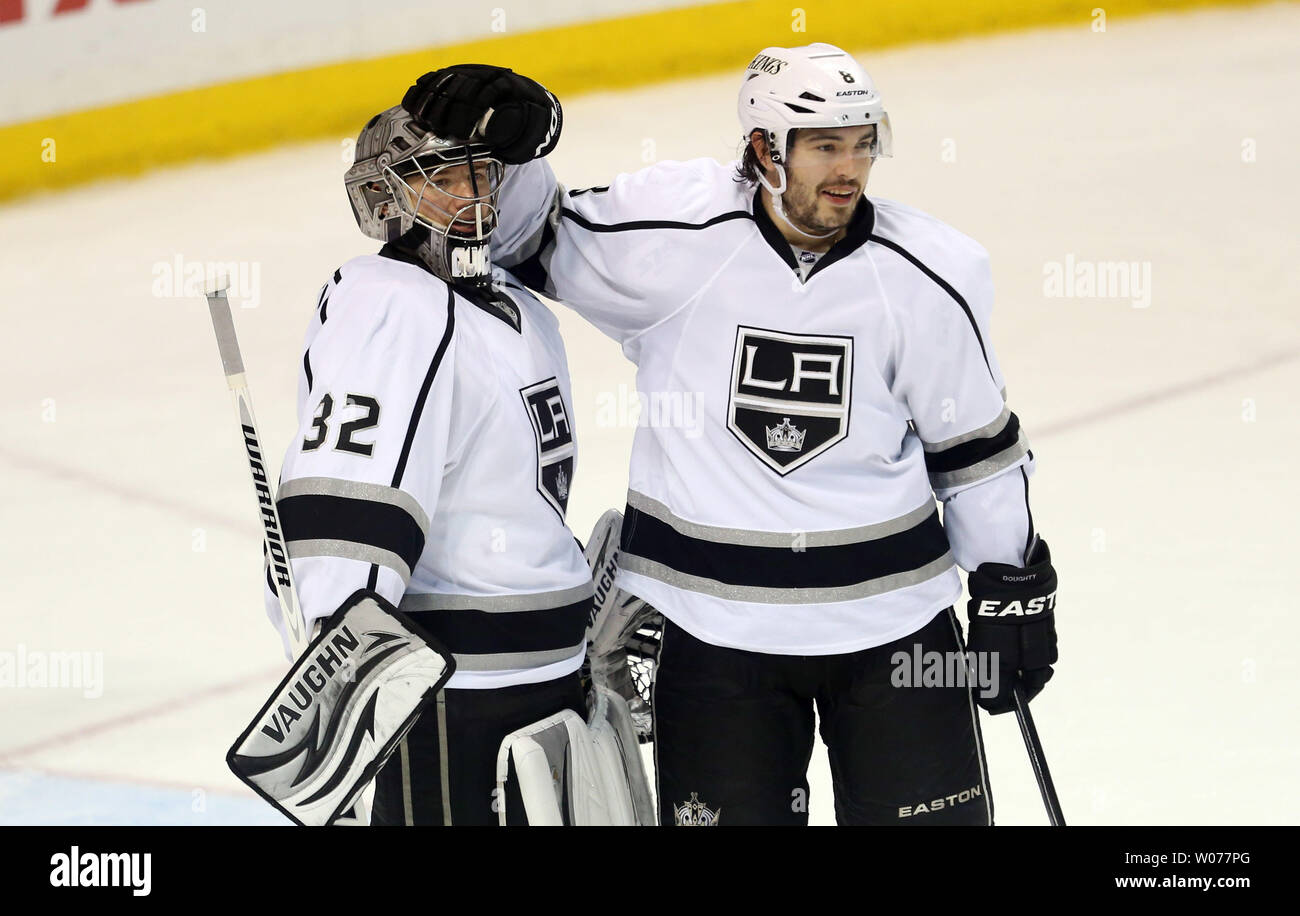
<box><xmin>493</xmin><ymin>157</ymin><xmax>1035</xmax><ymax>655</ymax></box>
<box><xmin>265</xmin><ymin>244</ymin><xmax>593</xmax><ymax>688</ymax></box>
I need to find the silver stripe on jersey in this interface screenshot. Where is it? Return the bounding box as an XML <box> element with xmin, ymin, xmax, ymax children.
<box><xmin>626</xmin><ymin>489</ymin><xmax>936</xmax><ymax>548</ymax></box>
<box><xmin>450</xmin><ymin>643</ymin><xmax>585</xmax><ymax>672</ymax></box>
<box><xmin>921</xmin><ymin>405</ymin><xmax>1012</xmax><ymax>453</ymax></box>
<box><xmin>286</xmin><ymin>537</ymin><xmax>412</xmax><ymax>584</ymax></box>
<box><xmin>398</xmin><ymin>581</ymin><xmax>594</xmax><ymax>613</ymax></box>
<box><xmin>926</xmin><ymin>430</ymin><xmax>1030</xmax><ymax>491</ymax></box>
<box><xmin>277</xmin><ymin>476</ymin><xmax>432</xmax><ymax>536</ymax></box>
<box><xmin>619</xmin><ymin>551</ymin><xmax>955</xmax><ymax>604</ymax></box>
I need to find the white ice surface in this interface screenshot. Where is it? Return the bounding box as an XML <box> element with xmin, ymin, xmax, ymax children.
<box><xmin>1</xmin><ymin>3</ymin><xmax>1297</xmax><ymax>825</ymax></box>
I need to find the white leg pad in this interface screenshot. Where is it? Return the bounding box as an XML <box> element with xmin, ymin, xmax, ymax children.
<box><xmin>495</xmin><ymin>686</ymin><xmax>655</xmax><ymax>825</ymax></box>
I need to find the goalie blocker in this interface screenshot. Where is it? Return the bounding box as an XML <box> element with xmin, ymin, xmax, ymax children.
<box><xmin>227</xmin><ymin>590</ymin><xmax>454</xmax><ymax>826</ymax></box>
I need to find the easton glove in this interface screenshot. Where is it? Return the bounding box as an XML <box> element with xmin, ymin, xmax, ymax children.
<box><xmin>964</xmin><ymin>537</ymin><xmax>1058</xmax><ymax>715</ymax></box>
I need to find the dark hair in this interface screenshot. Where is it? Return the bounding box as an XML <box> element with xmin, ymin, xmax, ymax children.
<box><xmin>734</xmin><ymin>128</ymin><xmax>785</xmax><ymax>185</ymax></box>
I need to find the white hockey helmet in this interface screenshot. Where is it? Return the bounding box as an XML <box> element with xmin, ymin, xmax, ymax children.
<box><xmin>738</xmin><ymin>42</ymin><xmax>892</xmax><ymax>170</ymax></box>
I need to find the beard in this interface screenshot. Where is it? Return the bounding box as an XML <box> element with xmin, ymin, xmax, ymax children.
<box><xmin>781</xmin><ymin>181</ymin><xmax>861</xmax><ymax>237</ymax></box>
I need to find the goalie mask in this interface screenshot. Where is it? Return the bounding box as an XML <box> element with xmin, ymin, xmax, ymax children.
<box><xmin>345</xmin><ymin>104</ymin><xmax>504</xmax><ymax>284</ymax></box>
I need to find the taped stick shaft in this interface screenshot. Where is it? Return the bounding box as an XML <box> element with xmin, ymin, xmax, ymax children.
<box><xmin>206</xmin><ymin>287</ymin><xmax>309</xmax><ymax>657</ymax></box>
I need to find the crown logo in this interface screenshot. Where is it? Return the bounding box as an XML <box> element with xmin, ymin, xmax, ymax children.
<box><xmin>554</xmin><ymin>466</ymin><xmax>569</xmax><ymax>502</ymax></box>
<box><xmin>765</xmin><ymin>417</ymin><xmax>807</xmax><ymax>452</ymax></box>
<box><xmin>673</xmin><ymin>793</ymin><xmax>721</xmax><ymax>826</ymax></box>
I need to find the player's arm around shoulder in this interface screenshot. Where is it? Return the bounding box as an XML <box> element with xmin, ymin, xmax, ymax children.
<box><xmin>560</xmin><ymin>156</ymin><xmax>739</xmax><ymax>226</ymax></box>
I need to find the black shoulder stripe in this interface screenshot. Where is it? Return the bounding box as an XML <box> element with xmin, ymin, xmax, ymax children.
<box><xmin>391</xmin><ymin>285</ymin><xmax>455</xmax><ymax>488</ymax></box>
<box><xmin>924</xmin><ymin>413</ymin><xmax>1020</xmax><ymax>473</ymax></box>
<box><xmin>333</xmin><ymin>268</ymin><xmax>343</xmax><ymax>284</ymax></box>
<box><xmin>869</xmin><ymin>234</ymin><xmax>994</xmax><ymax>380</ymax></box>
<box><xmin>560</xmin><ymin>207</ymin><xmax>752</xmax><ymax>234</ymax></box>
<box><xmin>303</xmin><ymin>349</ymin><xmax>313</xmax><ymax>391</ymax></box>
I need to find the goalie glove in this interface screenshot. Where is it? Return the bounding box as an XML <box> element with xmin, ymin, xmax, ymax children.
<box><xmin>583</xmin><ymin>509</ymin><xmax>661</xmax><ymax>743</ymax></box>
<box><xmin>227</xmin><ymin>589</ymin><xmax>454</xmax><ymax>825</ymax></box>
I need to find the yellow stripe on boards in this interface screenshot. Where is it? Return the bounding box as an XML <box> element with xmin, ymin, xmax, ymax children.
<box><xmin>0</xmin><ymin>0</ymin><xmax>1267</xmax><ymax>201</ymax></box>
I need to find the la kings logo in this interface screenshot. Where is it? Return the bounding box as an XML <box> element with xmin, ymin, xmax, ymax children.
<box><xmin>727</xmin><ymin>326</ymin><xmax>853</xmax><ymax>475</ymax></box>
<box><xmin>520</xmin><ymin>378</ymin><xmax>575</xmax><ymax>519</ymax></box>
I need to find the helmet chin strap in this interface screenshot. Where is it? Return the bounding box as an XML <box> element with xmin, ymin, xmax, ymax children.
<box><xmin>757</xmin><ymin>163</ymin><xmax>839</xmax><ymax>242</ymax></box>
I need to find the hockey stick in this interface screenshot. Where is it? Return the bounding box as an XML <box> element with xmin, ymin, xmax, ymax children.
<box><xmin>205</xmin><ymin>282</ymin><xmax>373</xmax><ymax>825</ymax></box>
<box><xmin>1011</xmin><ymin>684</ymin><xmax>1065</xmax><ymax>826</ymax></box>
<box><xmin>205</xmin><ymin>283</ymin><xmax>309</xmax><ymax>657</ymax></box>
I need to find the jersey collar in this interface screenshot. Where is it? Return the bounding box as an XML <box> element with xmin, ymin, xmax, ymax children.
<box><xmin>379</xmin><ymin>236</ymin><xmax>523</xmax><ymax>333</ymax></box>
<box><xmin>750</xmin><ymin>187</ymin><xmax>875</xmax><ymax>282</ymax></box>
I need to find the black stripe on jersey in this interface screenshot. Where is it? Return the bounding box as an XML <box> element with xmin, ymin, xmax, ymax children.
<box><xmin>867</xmin><ymin>234</ymin><xmax>994</xmax><ymax>381</ymax></box>
<box><xmin>924</xmin><ymin>412</ymin><xmax>1022</xmax><ymax>474</ymax></box>
<box><xmin>404</xmin><ymin>597</ymin><xmax>590</xmax><ymax>656</ymax></box>
<box><xmin>277</xmin><ymin>492</ymin><xmax>426</xmax><ymax>574</ymax></box>
<box><xmin>392</xmin><ymin>285</ymin><xmax>455</xmax><ymax>488</ymax></box>
<box><xmin>304</xmin><ymin>280</ymin><xmax>335</xmax><ymax>392</ymax></box>
<box><xmin>333</xmin><ymin>268</ymin><xmax>342</xmax><ymax>284</ymax></box>
<box><xmin>304</xmin><ymin>283</ymin><xmax>331</xmax><ymax>391</ymax></box>
<box><xmin>560</xmin><ymin>207</ymin><xmax>752</xmax><ymax>234</ymax></box>
<box><xmin>751</xmin><ymin>192</ymin><xmax>800</xmax><ymax>272</ymax></box>
<box><xmin>622</xmin><ymin>504</ymin><xmax>950</xmax><ymax>590</ymax></box>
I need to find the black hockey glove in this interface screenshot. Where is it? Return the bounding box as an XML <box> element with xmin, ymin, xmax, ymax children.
<box><xmin>964</xmin><ymin>538</ymin><xmax>1058</xmax><ymax>715</ymax></box>
<box><xmin>402</xmin><ymin>64</ymin><xmax>562</xmax><ymax>164</ymax></box>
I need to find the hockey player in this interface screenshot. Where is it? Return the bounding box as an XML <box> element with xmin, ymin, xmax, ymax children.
<box><xmin>403</xmin><ymin>46</ymin><xmax>1059</xmax><ymax>826</ymax></box>
<box><xmin>263</xmin><ymin>90</ymin><xmax>596</xmax><ymax>825</ymax></box>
